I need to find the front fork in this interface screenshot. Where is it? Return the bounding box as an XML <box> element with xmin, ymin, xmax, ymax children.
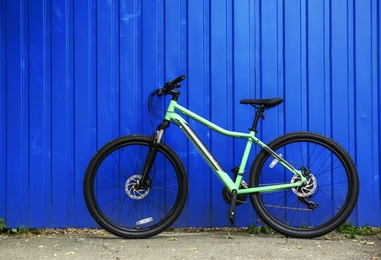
<box><xmin>135</xmin><ymin>120</ymin><xmax>170</xmax><ymax>189</ymax></box>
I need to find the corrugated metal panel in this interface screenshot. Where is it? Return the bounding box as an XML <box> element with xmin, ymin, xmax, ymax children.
<box><xmin>1</xmin><ymin>0</ymin><xmax>380</xmax><ymax>228</ymax></box>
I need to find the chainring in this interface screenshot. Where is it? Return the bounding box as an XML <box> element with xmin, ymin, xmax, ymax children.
<box><xmin>222</xmin><ymin>186</ymin><xmax>248</xmax><ymax>205</ymax></box>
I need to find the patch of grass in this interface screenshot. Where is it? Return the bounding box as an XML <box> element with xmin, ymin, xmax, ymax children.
<box><xmin>0</xmin><ymin>218</ymin><xmax>17</xmax><ymax>234</ymax></box>
<box><xmin>0</xmin><ymin>218</ymin><xmax>6</xmax><ymax>231</ymax></box>
<box><xmin>0</xmin><ymin>218</ymin><xmax>45</xmax><ymax>236</ymax></box>
<box><xmin>246</xmin><ymin>222</ymin><xmax>381</xmax><ymax>238</ymax></box>
<box><xmin>336</xmin><ymin>222</ymin><xmax>381</xmax><ymax>238</ymax></box>
<box><xmin>247</xmin><ymin>224</ymin><xmax>273</xmax><ymax>235</ymax></box>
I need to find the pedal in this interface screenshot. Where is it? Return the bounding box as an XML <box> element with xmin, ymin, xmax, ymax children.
<box><xmin>229</xmin><ymin>190</ymin><xmax>237</xmax><ymax>225</ymax></box>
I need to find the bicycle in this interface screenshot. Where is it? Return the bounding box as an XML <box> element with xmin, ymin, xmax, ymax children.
<box><xmin>83</xmin><ymin>75</ymin><xmax>359</xmax><ymax>239</ymax></box>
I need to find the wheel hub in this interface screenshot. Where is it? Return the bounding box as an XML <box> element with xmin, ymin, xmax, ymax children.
<box><xmin>291</xmin><ymin>174</ymin><xmax>317</xmax><ymax>197</ymax></box>
<box><xmin>125</xmin><ymin>175</ymin><xmax>150</xmax><ymax>199</ymax></box>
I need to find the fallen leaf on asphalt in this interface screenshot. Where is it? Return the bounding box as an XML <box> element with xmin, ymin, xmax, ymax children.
<box><xmin>187</xmin><ymin>248</ymin><xmax>197</xmax><ymax>251</ymax></box>
<box><xmin>168</xmin><ymin>238</ymin><xmax>177</xmax><ymax>241</ymax></box>
<box><xmin>67</xmin><ymin>252</ymin><xmax>75</xmax><ymax>255</ymax></box>
<box><xmin>227</xmin><ymin>230</ymin><xmax>234</xmax><ymax>239</ymax></box>
<box><xmin>360</xmin><ymin>241</ymin><xmax>375</xmax><ymax>245</ymax></box>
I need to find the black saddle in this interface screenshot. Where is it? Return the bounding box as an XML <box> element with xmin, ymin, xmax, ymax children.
<box><xmin>240</xmin><ymin>98</ymin><xmax>283</xmax><ymax>109</ymax></box>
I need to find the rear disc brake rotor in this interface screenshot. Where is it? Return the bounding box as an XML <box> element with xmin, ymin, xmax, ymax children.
<box><xmin>291</xmin><ymin>174</ymin><xmax>317</xmax><ymax>197</ymax></box>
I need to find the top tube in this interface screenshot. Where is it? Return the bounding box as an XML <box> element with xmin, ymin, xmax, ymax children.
<box><xmin>165</xmin><ymin>100</ymin><xmax>255</xmax><ymax>140</ymax></box>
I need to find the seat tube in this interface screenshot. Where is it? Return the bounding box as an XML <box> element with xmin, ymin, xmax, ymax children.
<box><xmin>235</xmin><ymin>132</ymin><xmax>255</xmax><ymax>185</ymax></box>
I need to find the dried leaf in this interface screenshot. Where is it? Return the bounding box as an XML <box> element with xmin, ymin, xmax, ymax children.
<box><xmin>227</xmin><ymin>230</ymin><xmax>235</xmax><ymax>239</ymax></box>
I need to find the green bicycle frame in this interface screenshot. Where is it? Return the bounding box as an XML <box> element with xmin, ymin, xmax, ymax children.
<box><xmin>163</xmin><ymin>99</ymin><xmax>307</xmax><ymax>195</ymax></box>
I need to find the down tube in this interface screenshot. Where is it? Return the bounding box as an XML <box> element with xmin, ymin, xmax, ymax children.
<box><xmin>176</xmin><ymin>121</ymin><xmax>235</xmax><ymax>188</ymax></box>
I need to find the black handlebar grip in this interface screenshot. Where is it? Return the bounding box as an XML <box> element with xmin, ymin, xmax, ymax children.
<box><xmin>169</xmin><ymin>75</ymin><xmax>186</xmax><ymax>85</ymax></box>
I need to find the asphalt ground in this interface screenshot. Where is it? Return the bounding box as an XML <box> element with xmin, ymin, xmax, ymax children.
<box><xmin>0</xmin><ymin>228</ymin><xmax>380</xmax><ymax>260</ymax></box>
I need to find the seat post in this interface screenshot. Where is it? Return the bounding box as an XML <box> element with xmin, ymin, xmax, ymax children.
<box><xmin>250</xmin><ymin>107</ymin><xmax>265</xmax><ymax>133</ymax></box>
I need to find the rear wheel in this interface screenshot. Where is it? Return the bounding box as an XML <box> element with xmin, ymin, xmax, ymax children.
<box><xmin>249</xmin><ymin>132</ymin><xmax>359</xmax><ymax>238</ymax></box>
<box><xmin>83</xmin><ymin>135</ymin><xmax>188</xmax><ymax>239</ymax></box>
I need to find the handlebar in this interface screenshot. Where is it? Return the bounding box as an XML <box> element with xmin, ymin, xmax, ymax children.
<box><xmin>153</xmin><ymin>75</ymin><xmax>186</xmax><ymax>97</ymax></box>
<box><xmin>168</xmin><ymin>75</ymin><xmax>186</xmax><ymax>85</ymax></box>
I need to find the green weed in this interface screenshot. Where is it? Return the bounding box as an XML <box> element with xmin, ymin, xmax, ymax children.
<box><xmin>247</xmin><ymin>224</ymin><xmax>273</xmax><ymax>235</ymax></box>
<box><xmin>0</xmin><ymin>218</ymin><xmax>41</xmax><ymax>235</ymax></box>
<box><xmin>0</xmin><ymin>218</ymin><xmax>6</xmax><ymax>231</ymax></box>
<box><xmin>336</xmin><ymin>222</ymin><xmax>381</xmax><ymax>238</ymax></box>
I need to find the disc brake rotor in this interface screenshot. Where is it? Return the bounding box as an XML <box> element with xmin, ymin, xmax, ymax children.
<box><xmin>125</xmin><ymin>175</ymin><xmax>150</xmax><ymax>199</ymax></box>
<box><xmin>291</xmin><ymin>174</ymin><xmax>317</xmax><ymax>197</ymax></box>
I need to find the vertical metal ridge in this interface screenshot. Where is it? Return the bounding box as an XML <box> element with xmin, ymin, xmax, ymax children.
<box><xmin>277</xmin><ymin>0</ymin><xmax>285</xmax><ymax>133</ymax></box>
<box><xmin>111</xmin><ymin>0</ymin><xmax>119</xmax><ymax>137</ymax></box>
<box><xmin>347</xmin><ymin>0</ymin><xmax>356</xmax><ymax>156</ymax></box>
<box><xmin>256</xmin><ymin>0</ymin><xmax>262</xmax><ymax>98</ymax></box>
<box><xmin>0</xmin><ymin>0</ymin><xmax>7</xmax><ymax>223</ymax></box>
<box><xmin>43</xmin><ymin>0</ymin><xmax>53</xmax><ymax>227</ymax></box>
<box><xmin>66</xmin><ymin>0</ymin><xmax>75</xmax><ymax>226</ymax></box>
<box><xmin>370</xmin><ymin>0</ymin><xmax>381</xmax><ymax>221</ymax></box>
<box><xmin>300</xmin><ymin>0</ymin><xmax>308</xmax><ymax>128</ymax></box>
<box><xmin>324</xmin><ymin>0</ymin><xmax>333</xmax><ymax>136</ymax></box>
<box><xmin>21</xmin><ymin>0</ymin><xmax>30</xmax><ymax>227</ymax></box>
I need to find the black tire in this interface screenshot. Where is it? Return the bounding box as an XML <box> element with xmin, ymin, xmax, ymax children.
<box><xmin>83</xmin><ymin>135</ymin><xmax>188</xmax><ymax>239</ymax></box>
<box><xmin>249</xmin><ymin>132</ymin><xmax>359</xmax><ymax>238</ymax></box>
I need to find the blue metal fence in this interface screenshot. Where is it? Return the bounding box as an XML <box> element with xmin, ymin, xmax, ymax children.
<box><xmin>1</xmin><ymin>0</ymin><xmax>380</xmax><ymax>228</ymax></box>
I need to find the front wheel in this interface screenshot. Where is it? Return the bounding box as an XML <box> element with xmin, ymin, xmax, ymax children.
<box><xmin>83</xmin><ymin>135</ymin><xmax>188</xmax><ymax>239</ymax></box>
<box><xmin>249</xmin><ymin>132</ymin><xmax>359</xmax><ymax>238</ymax></box>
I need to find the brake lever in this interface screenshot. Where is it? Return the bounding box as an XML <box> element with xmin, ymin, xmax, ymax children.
<box><xmin>157</xmin><ymin>83</ymin><xmax>180</xmax><ymax>96</ymax></box>
<box><xmin>152</xmin><ymin>75</ymin><xmax>185</xmax><ymax>96</ymax></box>
<box><xmin>156</xmin><ymin>88</ymin><xmax>165</xmax><ymax>97</ymax></box>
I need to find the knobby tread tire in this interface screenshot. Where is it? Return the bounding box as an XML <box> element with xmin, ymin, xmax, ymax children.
<box><xmin>249</xmin><ymin>131</ymin><xmax>359</xmax><ymax>238</ymax></box>
<box><xmin>83</xmin><ymin>135</ymin><xmax>188</xmax><ymax>239</ymax></box>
